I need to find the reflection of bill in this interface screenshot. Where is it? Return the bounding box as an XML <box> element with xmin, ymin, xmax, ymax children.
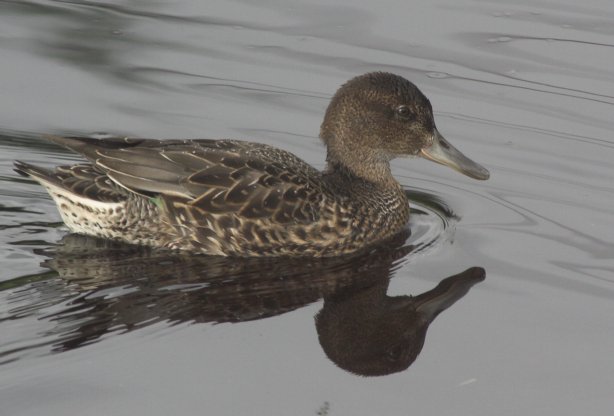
<box><xmin>23</xmin><ymin>231</ymin><xmax>483</xmax><ymax>376</ymax></box>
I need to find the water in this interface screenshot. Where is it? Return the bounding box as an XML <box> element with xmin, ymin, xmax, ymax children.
<box><xmin>1</xmin><ymin>0</ymin><xmax>613</xmax><ymax>415</ymax></box>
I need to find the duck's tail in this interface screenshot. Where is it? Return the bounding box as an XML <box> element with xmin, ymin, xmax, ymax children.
<box><xmin>14</xmin><ymin>160</ymin><xmax>129</xmax><ymax>204</ymax></box>
<box><xmin>14</xmin><ymin>159</ymin><xmax>145</xmax><ymax>241</ymax></box>
<box><xmin>14</xmin><ymin>160</ymin><xmax>63</xmax><ymax>188</ymax></box>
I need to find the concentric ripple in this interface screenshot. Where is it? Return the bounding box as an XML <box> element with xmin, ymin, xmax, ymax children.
<box><xmin>405</xmin><ymin>188</ymin><xmax>458</xmax><ymax>256</ymax></box>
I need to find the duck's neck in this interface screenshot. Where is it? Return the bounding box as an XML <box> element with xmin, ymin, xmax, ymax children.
<box><xmin>324</xmin><ymin>148</ymin><xmax>410</xmax><ymax>237</ymax></box>
<box><xmin>325</xmin><ymin>147</ymin><xmax>398</xmax><ymax>188</ymax></box>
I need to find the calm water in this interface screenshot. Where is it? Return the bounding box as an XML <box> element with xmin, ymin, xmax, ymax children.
<box><xmin>1</xmin><ymin>0</ymin><xmax>614</xmax><ymax>415</ymax></box>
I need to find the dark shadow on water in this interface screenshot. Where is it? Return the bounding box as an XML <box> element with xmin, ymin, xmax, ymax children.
<box><xmin>1</xmin><ymin>231</ymin><xmax>484</xmax><ymax>376</ymax></box>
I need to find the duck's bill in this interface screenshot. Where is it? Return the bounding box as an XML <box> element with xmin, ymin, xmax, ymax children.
<box><xmin>420</xmin><ymin>130</ymin><xmax>490</xmax><ymax>180</ymax></box>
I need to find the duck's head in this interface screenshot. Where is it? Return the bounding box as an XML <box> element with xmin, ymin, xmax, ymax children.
<box><xmin>320</xmin><ymin>72</ymin><xmax>489</xmax><ymax>181</ymax></box>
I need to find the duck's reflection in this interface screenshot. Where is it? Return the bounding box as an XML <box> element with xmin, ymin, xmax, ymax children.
<box><xmin>35</xmin><ymin>231</ymin><xmax>484</xmax><ymax>376</ymax></box>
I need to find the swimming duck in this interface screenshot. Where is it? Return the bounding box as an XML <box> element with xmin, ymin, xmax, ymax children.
<box><xmin>14</xmin><ymin>72</ymin><xmax>489</xmax><ymax>256</ymax></box>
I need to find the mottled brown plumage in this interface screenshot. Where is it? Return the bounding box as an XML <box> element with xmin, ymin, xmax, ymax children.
<box><xmin>14</xmin><ymin>72</ymin><xmax>489</xmax><ymax>256</ymax></box>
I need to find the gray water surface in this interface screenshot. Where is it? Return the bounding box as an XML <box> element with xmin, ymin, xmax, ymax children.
<box><xmin>1</xmin><ymin>1</ymin><xmax>614</xmax><ymax>415</ymax></box>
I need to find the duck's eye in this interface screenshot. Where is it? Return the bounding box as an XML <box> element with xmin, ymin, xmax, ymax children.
<box><xmin>395</xmin><ymin>105</ymin><xmax>414</xmax><ymax>120</ymax></box>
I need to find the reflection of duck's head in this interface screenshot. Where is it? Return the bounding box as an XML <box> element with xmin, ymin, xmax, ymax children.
<box><xmin>321</xmin><ymin>72</ymin><xmax>490</xmax><ymax>181</ymax></box>
<box><xmin>315</xmin><ymin>267</ymin><xmax>485</xmax><ymax>376</ymax></box>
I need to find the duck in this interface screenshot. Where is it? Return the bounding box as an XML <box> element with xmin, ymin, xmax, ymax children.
<box><xmin>14</xmin><ymin>72</ymin><xmax>489</xmax><ymax>257</ymax></box>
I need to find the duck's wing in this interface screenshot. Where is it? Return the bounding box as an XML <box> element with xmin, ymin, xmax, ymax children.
<box><xmin>47</xmin><ymin>136</ymin><xmax>325</xmax><ymax>225</ymax></box>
